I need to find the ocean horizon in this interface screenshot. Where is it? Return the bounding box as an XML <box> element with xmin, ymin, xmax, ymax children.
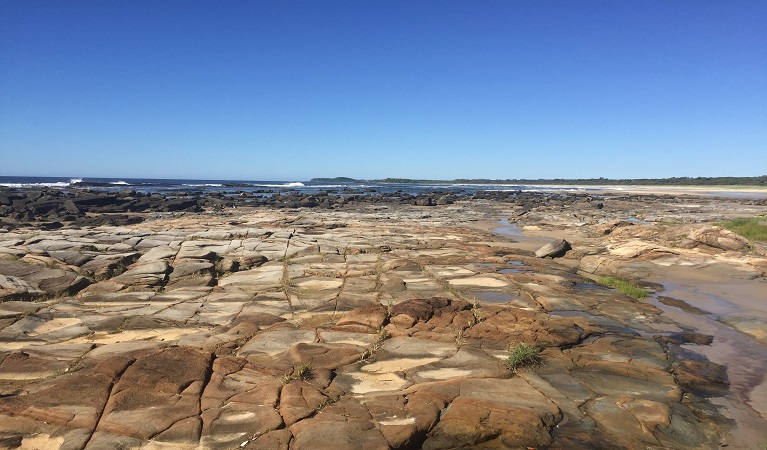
<box><xmin>0</xmin><ymin>175</ymin><xmax>600</xmax><ymax>196</ymax></box>
<box><xmin>2</xmin><ymin>175</ymin><xmax>766</xmax><ymax>199</ymax></box>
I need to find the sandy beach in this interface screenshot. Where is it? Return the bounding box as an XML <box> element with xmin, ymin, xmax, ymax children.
<box><xmin>1</xmin><ymin>187</ymin><xmax>766</xmax><ymax>448</ymax></box>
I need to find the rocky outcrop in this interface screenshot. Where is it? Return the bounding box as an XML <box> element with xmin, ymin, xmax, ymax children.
<box><xmin>683</xmin><ymin>226</ymin><xmax>750</xmax><ymax>252</ymax></box>
<box><xmin>0</xmin><ymin>202</ymin><xmax>753</xmax><ymax>448</ymax></box>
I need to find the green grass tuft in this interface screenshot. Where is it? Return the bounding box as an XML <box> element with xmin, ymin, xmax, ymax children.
<box><xmin>597</xmin><ymin>276</ymin><xmax>648</xmax><ymax>299</ymax></box>
<box><xmin>282</xmin><ymin>364</ymin><xmax>313</xmax><ymax>384</ymax></box>
<box><xmin>506</xmin><ymin>342</ymin><xmax>542</xmax><ymax>372</ymax></box>
<box><xmin>720</xmin><ymin>217</ymin><xmax>767</xmax><ymax>242</ymax></box>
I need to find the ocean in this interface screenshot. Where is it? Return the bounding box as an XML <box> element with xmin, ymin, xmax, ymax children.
<box><xmin>0</xmin><ymin>176</ymin><xmax>596</xmax><ymax>197</ymax></box>
<box><xmin>2</xmin><ymin>176</ymin><xmax>765</xmax><ymax>199</ymax></box>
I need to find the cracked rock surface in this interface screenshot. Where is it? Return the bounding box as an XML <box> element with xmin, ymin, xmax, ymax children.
<box><xmin>1</xmin><ymin>197</ymin><xmax>764</xmax><ymax>449</ymax></box>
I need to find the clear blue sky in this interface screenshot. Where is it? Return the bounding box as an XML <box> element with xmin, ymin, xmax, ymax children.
<box><xmin>1</xmin><ymin>1</ymin><xmax>765</xmax><ymax>181</ymax></box>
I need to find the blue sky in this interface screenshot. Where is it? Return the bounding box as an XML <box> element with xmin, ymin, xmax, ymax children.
<box><xmin>1</xmin><ymin>1</ymin><xmax>765</xmax><ymax>181</ymax></box>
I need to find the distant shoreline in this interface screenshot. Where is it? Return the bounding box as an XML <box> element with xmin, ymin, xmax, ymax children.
<box><xmin>310</xmin><ymin>176</ymin><xmax>767</xmax><ymax>188</ymax></box>
<box><xmin>566</xmin><ymin>184</ymin><xmax>767</xmax><ymax>198</ymax></box>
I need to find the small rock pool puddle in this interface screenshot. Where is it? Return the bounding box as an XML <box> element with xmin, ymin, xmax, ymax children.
<box><xmin>472</xmin><ymin>291</ymin><xmax>516</xmax><ymax>303</ymax></box>
<box><xmin>492</xmin><ymin>217</ymin><xmax>554</xmax><ymax>243</ymax></box>
<box><xmin>643</xmin><ymin>285</ymin><xmax>767</xmax><ymax>447</ymax></box>
<box><xmin>646</xmin><ymin>285</ymin><xmax>767</xmax><ymax>441</ymax></box>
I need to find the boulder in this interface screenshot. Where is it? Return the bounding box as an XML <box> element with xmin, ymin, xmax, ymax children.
<box><xmin>62</xmin><ymin>200</ymin><xmax>80</xmax><ymax>214</ymax></box>
<box><xmin>534</xmin><ymin>239</ymin><xmax>571</xmax><ymax>258</ymax></box>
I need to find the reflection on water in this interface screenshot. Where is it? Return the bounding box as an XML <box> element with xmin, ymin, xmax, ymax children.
<box><xmin>493</xmin><ymin>218</ymin><xmax>554</xmax><ymax>243</ymax></box>
<box><xmin>648</xmin><ymin>286</ymin><xmax>767</xmax><ymax>446</ymax></box>
<box><xmin>498</xmin><ymin>261</ymin><xmax>529</xmax><ymax>274</ymax></box>
<box><xmin>473</xmin><ymin>291</ymin><xmax>516</xmax><ymax>303</ymax></box>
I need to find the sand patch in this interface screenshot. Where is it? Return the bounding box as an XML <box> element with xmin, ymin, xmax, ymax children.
<box><xmin>30</xmin><ymin>318</ymin><xmax>81</xmax><ymax>335</ymax></box>
<box><xmin>222</xmin><ymin>411</ymin><xmax>257</xmax><ymax>421</ymax></box>
<box><xmin>418</xmin><ymin>368</ymin><xmax>474</xmax><ymax>379</ymax></box>
<box><xmin>320</xmin><ymin>331</ymin><xmax>375</xmax><ymax>347</ymax></box>
<box><xmin>294</xmin><ymin>278</ymin><xmax>344</xmax><ymax>290</ymax></box>
<box><xmin>348</xmin><ymin>371</ymin><xmax>410</xmax><ymax>394</ymax></box>
<box><xmin>21</xmin><ymin>435</ymin><xmax>65</xmax><ymax>450</ymax></box>
<box><xmin>378</xmin><ymin>417</ymin><xmax>417</xmax><ymax>426</ymax></box>
<box><xmin>426</xmin><ymin>266</ymin><xmax>476</xmax><ymax>278</ymax></box>
<box><xmin>449</xmin><ymin>276</ymin><xmax>509</xmax><ymax>287</ymax></box>
<box><xmin>70</xmin><ymin>328</ymin><xmax>202</xmax><ymax>345</ymax></box>
<box><xmin>361</xmin><ymin>357</ymin><xmax>441</xmax><ymax>373</ymax></box>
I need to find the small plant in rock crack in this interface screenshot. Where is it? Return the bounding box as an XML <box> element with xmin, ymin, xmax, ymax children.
<box><xmin>453</xmin><ymin>328</ymin><xmax>466</xmax><ymax>348</ymax></box>
<box><xmin>18</xmin><ymin>308</ymin><xmax>37</xmax><ymax>320</ymax></box>
<box><xmin>360</xmin><ymin>327</ymin><xmax>389</xmax><ymax>361</ymax></box>
<box><xmin>111</xmin><ymin>316</ymin><xmax>135</xmax><ymax>334</ymax></box>
<box><xmin>506</xmin><ymin>342</ymin><xmax>543</xmax><ymax>372</ymax></box>
<box><xmin>470</xmin><ymin>301</ymin><xmax>484</xmax><ymax>325</ymax></box>
<box><xmin>313</xmin><ymin>395</ymin><xmax>339</xmax><ymax>413</ymax></box>
<box><xmin>280</xmin><ymin>264</ymin><xmax>292</xmax><ymax>295</ymax></box>
<box><xmin>282</xmin><ymin>364</ymin><xmax>313</xmax><ymax>384</ymax></box>
<box><xmin>295</xmin><ymin>363</ymin><xmax>313</xmax><ymax>381</ymax></box>
<box><xmin>385</xmin><ymin>300</ymin><xmax>394</xmax><ymax>319</ymax></box>
<box><xmin>98</xmin><ymin>262</ymin><xmax>128</xmax><ymax>281</ymax></box>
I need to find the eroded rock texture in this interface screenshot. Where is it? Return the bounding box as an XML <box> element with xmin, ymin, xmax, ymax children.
<box><xmin>1</xmin><ymin>198</ymin><xmax>762</xmax><ymax>449</ymax></box>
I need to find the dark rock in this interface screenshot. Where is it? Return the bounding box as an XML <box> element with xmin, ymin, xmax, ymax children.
<box><xmin>414</xmin><ymin>196</ymin><xmax>434</xmax><ymax>206</ymax></box>
<box><xmin>62</xmin><ymin>199</ymin><xmax>80</xmax><ymax>214</ymax></box>
<box><xmin>657</xmin><ymin>296</ymin><xmax>710</xmax><ymax>315</ymax></box>
<box><xmin>658</xmin><ymin>332</ymin><xmax>714</xmax><ymax>346</ymax></box>
<box><xmin>73</xmin><ymin>195</ymin><xmax>126</xmax><ymax>208</ymax></box>
<box><xmin>30</xmin><ymin>200</ymin><xmax>60</xmax><ymax>216</ymax></box>
<box><xmin>162</xmin><ymin>198</ymin><xmax>200</xmax><ymax>212</ymax></box>
<box><xmin>667</xmin><ymin>344</ymin><xmax>729</xmax><ymax>397</ymax></box>
<box><xmin>40</xmin><ymin>221</ymin><xmax>64</xmax><ymax>230</ymax></box>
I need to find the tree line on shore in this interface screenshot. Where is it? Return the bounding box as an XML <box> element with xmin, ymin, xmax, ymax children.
<box><xmin>311</xmin><ymin>176</ymin><xmax>767</xmax><ymax>186</ymax></box>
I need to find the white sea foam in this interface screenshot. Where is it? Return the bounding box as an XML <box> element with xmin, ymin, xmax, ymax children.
<box><xmin>254</xmin><ymin>182</ymin><xmax>306</xmax><ymax>188</ymax></box>
<box><xmin>110</xmin><ymin>181</ymin><xmax>129</xmax><ymax>185</ymax></box>
<box><xmin>183</xmin><ymin>183</ymin><xmax>223</xmax><ymax>187</ymax></box>
<box><xmin>0</xmin><ymin>181</ymin><xmax>73</xmax><ymax>188</ymax></box>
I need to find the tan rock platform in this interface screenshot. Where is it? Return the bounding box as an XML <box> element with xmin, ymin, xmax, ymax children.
<box><xmin>1</xmin><ymin>196</ymin><xmax>766</xmax><ymax>449</ymax></box>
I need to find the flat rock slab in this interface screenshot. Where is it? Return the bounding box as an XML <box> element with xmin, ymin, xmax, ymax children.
<box><xmin>238</xmin><ymin>328</ymin><xmax>317</xmax><ymax>357</ymax></box>
<box><xmin>0</xmin><ymin>203</ymin><xmax>748</xmax><ymax>449</ymax></box>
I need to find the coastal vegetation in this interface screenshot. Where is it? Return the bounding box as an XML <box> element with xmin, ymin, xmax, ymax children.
<box><xmin>506</xmin><ymin>342</ymin><xmax>543</xmax><ymax>372</ymax></box>
<box><xmin>311</xmin><ymin>175</ymin><xmax>767</xmax><ymax>186</ymax></box>
<box><xmin>597</xmin><ymin>276</ymin><xmax>648</xmax><ymax>299</ymax></box>
<box><xmin>721</xmin><ymin>217</ymin><xmax>767</xmax><ymax>242</ymax></box>
<box><xmin>282</xmin><ymin>364</ymin><xmax>313</xmax><ymax>384</ymax></box>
